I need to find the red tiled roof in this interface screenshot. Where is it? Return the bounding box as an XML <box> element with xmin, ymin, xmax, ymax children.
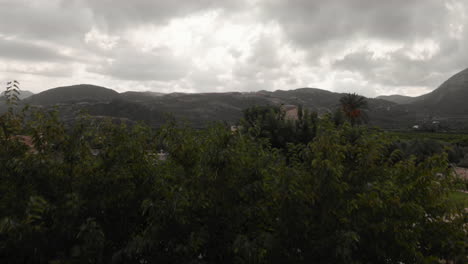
<box><xmin>12</xmin><ymin>135</ymin><xmax>36</xmax><ymax>152</ymax></box>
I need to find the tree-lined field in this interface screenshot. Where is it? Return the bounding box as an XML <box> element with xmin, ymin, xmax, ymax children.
<box><xmin>389</xmin><ymin>131</ymin><xmax>468</xmax><ymax>145</ymax></box>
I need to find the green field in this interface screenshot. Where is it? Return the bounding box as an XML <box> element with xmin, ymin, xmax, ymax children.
<box><xmin>387</xmin><ymin>131</ymin><xmax>468</xmax><ymax>145</ymax></box>
<box><xmin>448</xmin><ymin>191</ymin><xmax>468</xmax><ymax>208</ymax></box>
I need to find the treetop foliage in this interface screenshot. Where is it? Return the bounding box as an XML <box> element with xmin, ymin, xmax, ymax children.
<box><xmin>339</xmin><ymin>93</ymin><xmax>369</xmax><ymax>126</ymax></box>
<box><xmin>0</xmin><ymin>86</ymin><xmax>466</xmax><ymax>263</ymax></box>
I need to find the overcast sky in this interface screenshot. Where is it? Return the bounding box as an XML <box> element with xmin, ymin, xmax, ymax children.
<box><xmin>0</xmin><ymin>0</ymin><xmax>467</xmax><ymax>97</ymax></box>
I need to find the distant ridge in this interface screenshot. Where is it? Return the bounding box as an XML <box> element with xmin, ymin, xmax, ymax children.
<box><xmin>8</xmin><ymin>84</ymin><xmax>397</xmax><ymax>127</ymax></box>
<box><xmin>0</xmin><ymin>90</ymin><xmax>34</xmax><ymax>100</ymax></box>
<box><xmin>376</xmin><ymin>94</ymin><xmax>417</xmax><ymax>104</ymax></box>
<box><xmin>411</xmin><ymin>68</ymin><xmax>468</xmax><ymax>115</ymax></box>
<box><xmin>27</xmin><ymin>84</ymin><xmax>120</xmax><ymax>105</ymax></box>
<box><xmin>120</xmin><ymin>91</ymin><xmax>165</xmax><ymax>102</ymax></box>
<box><xmin>4</xmin><ymin>67</ymin><xmax>467</xmax><ymax>129</ymax></box>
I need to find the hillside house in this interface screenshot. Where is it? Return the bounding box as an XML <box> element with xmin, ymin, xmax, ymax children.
<box><xmin>12</xmin><ymin>135</ymin><xmax>38</xmax><ymax>154</ymax></box>
<box><xmin>454</xmin><ymin>166</ymin><xmax>468</xmax><ymax>180</ymax></box>
<box><xmin>282</xmin><ymin>105</ymin><xmax>299</xmax><ymax>121</ymax></box>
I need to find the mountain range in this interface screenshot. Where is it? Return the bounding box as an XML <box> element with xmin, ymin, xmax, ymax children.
<box><xmin>376</xmin><ymin>94</ymin><xmax>417</xmax><ymax>104</ymax></box>
<box><xmin>1</xmin><ymin>68</ymin><xmax>467</xmax><ymax>130</ymax></box>
<box><xmin>378</xmin><ymin>68</ymin><xmax>468</xmax><ymax>114</ymax></box>
<box><xmin>0</xmin><ymin>90</ymin><xmax>34</xmax><ymax>100</ymax></box>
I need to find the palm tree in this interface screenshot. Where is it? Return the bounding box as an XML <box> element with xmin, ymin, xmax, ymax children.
<box><xmin>339</xmin><ymin>93</ymin><xmax>368</xmax><ymax>126</ymax></box>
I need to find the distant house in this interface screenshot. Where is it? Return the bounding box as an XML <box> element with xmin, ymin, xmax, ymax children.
<box><xmin>90</xmin><ymin>149</ymin><xmax>101</xmax><ymax>156</ymax></box>
<box><xmin>142</xmin><ymin>149</ymin><xmax>169</xmax><ymax>165</ymax></box>
<box><xmin>281</xmin><ymin>105</ymin><xmax>299</xmax><ymax>121</ymax></box>
<box><xmin>13</xmin><ymin>135</ymin><xmax>37</xmax><ymax>154</ymax></box>
<box><xmin>453</xmin><ymin>166</ymin><xmax>468</xmax><ymax>180</ymax></box>
<box><xmin>157</xmin><ymin>150</ymin><xmax>169</xmax><ymax>161</ymax></box>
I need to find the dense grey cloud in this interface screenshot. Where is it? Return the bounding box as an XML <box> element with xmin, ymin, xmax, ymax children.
<box><xmin>4</xmin><ymin>65</ymin><xmax>73</xmax><ymax>78</ymax></box>
<box><xmin>0</xmin><ymin>0</ymin><xmax>92</xmax><ymax>41</ymax></box>
<box><xmin>0</xmin><ymin>0</ymin><xmax>244</xmax><ymax>39</ymax></box>
<box><xmin>78</xmin><ymin>0</ymin><xmax>246</xmax><ymax>31</ymax></box>
<box><xmin>262</xmin><ymin>0</ymin><xmax>448</xmax><ymax>44</ymax></box>
<box><xmin>88</xmin><ymin>47</ymin><xmax>189</xmax><ymax>81</ymax></box>
<box><xmin>0</xmin><ymin>38</ymin><xmax>68</xmax><ymax>62</ymax></box>
<box><xmin>260</xmin><ymin>0</ymin><xmax>468</xmax><ymax>95</ymax></box>
<box><xmin>0</xmin><ymin>0</ymin><xmax>467</xmax><ymax>96</ymax></box>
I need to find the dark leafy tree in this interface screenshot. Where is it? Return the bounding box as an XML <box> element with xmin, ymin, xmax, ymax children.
<box><xmin>339</xmin><ymin>93</ymin><xmax>369</xmax><ymax>126</ymax></box>
<box><xmin>239</xmin><ymin>105</ymin><xmax>317</xmax><ymax>150</ymax></box>
<box><xmin>0</xmin><ymin>83</ymin><xmax>465</xmax><ymax>263</ymax></box>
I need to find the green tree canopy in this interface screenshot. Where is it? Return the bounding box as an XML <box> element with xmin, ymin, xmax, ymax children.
<box><xmin>0</xmin><ymin>92</ymin><xmax>465</xmax><ymax>263</ymax></box>
<box><xmin>339</xmin><ymin>93</ymin><xmax>369</xmax><ymax>126</ymax></box>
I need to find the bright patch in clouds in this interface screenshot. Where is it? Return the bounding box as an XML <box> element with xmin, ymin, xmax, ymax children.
<box><xmin>0</xmin><ymin>0</ymin><xmax>467</xmax><ymax>96</ymax></box>
<box><xmin>405</xmin><ymin>39</ymin><xmax>440</xmax><ymax>61</ymax></box>
<box><xmin>85</xmin><ymin>28</ymin><xmax>120</xmax><ymax>50</ymax></box>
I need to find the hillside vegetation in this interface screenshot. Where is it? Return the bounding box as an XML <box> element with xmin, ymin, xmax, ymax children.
<box><xmin>376</xmin><ymin>94</ymin><xmax>417</xmax><ymax>104</ymax></box>
<box><xmin>0</xmin><ymin>89</ymin><xmax>466</xmax><ymax>263</ymax></box>
<box><xmin>2</xmin><ymin>68</ymin><xmax>465</xmax><ymax>130</ymax></box>
<box><xmin>0</xmin><ymin>90</ymin><xmax>34</xmax><ymax>100</ymax></box>
<box><xmin>26</xmin><ymin>84</ymin><xmax>119</xmax><ymax>105</ymax></box>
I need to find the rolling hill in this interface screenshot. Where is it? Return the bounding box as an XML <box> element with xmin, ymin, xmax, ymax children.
<box><xmin>13</xmin><ymin>84</ymin><xmax>398</xmax><ymax>128</ymax></box>
<box><xmin>0</xmin><ymin>90</ymin><xmax>34</xmax><ymax>101</ymax></box>
<box><xmin>376</xmin><ymin>94</ymin><xmax>418</xmax><ymax>104</ymax></box>
<box><xmin>2</xmin><ymin>67</ymin><xmax>467</xmax><ymax>129</ymax></box>
<box><xmin>409</xmin><ymin>68</ymin><xmax>468</xmax><ymax>115</ymax></box>
<box><xmin>26</xmin><ymin>84</ymin><xmax>120</xmax><ymax>105</ymax></box>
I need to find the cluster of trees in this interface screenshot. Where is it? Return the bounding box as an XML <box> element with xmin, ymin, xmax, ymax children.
<box><xmin>0</xmin><ymin>87</ymin><xmax>466</xmax><ymax>263</ymax></box>
<box><xmin>240</xmin><ymin>105</ymin><xmax>318</xmax><ymax>149</ymax></box>
<box><xmin>239</xmin><ymin>93</ymin><xmax>369</xmax><ymax>150</ymax></box>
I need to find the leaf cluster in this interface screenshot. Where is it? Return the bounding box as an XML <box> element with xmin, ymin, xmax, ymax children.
<box><xmin>0</xmin><ymin>102</ymin><xmax>465</xmax><ymax>263</ymax></box>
